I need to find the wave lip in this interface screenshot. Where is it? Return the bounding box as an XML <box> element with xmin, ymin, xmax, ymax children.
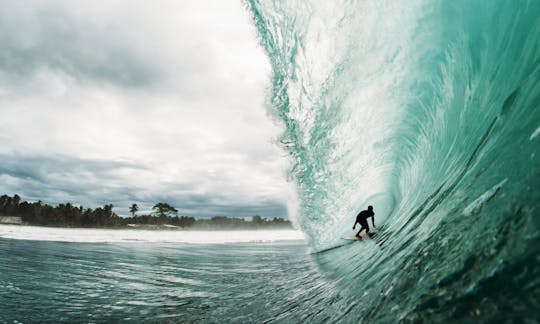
<box><xmin>0</xmin><ymin>225</ymin><xmax>305</xmax><ymax>244</ymax></box>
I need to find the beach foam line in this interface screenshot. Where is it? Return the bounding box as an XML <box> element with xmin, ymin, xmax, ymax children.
<box><xmin>0</xmin><ymin>225</ymin><xmax>305</xmax><ymax>244</ymax></box>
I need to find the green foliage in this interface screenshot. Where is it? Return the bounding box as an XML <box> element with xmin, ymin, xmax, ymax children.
<box><xmin>129</xmin><ymin>204</ymin><xmax>138</xmax><ymax>217</ymax></box>
<box><xmin>0</xmin><ymin>194</ymin><xmax>121</xmax><ymax>227</ymax></box>
<box><xmin>192</xmin><ymin>215</ymin><xmax>292</xmax><ymax>230</ymax></box>
<box><xmin>152</xmin><ymin>203</ymin><xmax>178</xmax><ymax>218</ymax></box>
<box><xmin>0</xmin><ymin>194</ymin><xmax>292</xmax><ymax>229</ymax></box>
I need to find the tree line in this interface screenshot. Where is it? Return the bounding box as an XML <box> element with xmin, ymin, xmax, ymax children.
<box><xmin>0</xmin><ymin>194</ymin><xmax>292</xmax><ymax>229</ymax></box>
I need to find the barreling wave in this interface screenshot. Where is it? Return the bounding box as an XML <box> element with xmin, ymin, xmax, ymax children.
<box><xmin>247</xmin><ymin>0</ymin><xmax>540</xmax><ymax>321</ymax></box>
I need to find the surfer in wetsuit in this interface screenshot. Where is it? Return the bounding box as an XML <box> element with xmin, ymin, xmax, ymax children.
<box><xmin>353</xmin><ymin>205</ymin><xmax>375</xmax><ymax>238</ymax></box>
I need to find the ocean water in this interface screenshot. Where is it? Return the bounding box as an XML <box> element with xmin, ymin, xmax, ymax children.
<box><xmin>1</xmin><ymin>228</ymin><xmax>326</xmax><ymax>323</ymax></box>
<box><xmin>1</xmin><ymin>0</ymin><xmax>540</xmax><ymax>322</ymax></box>
<box><xmin>246</xmin><ymin>0</ymin><xmax>540</xmax><ymax>321</ymax></box>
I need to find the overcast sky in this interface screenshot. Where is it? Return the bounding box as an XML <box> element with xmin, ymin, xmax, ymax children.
<box><xmin>0</xmin><ymin>0</ymin><xmax>292</xmax><ymax>218</ymax></box>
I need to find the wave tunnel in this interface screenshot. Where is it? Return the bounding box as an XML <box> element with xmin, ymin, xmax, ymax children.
<box><xmin>247</xmin><ymin>0</ymin><xmax>540</xmax><ymax>321</ymax></box>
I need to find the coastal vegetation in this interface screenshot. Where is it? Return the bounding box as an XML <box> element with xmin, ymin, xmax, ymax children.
<box><xmin>0</xmin><ymin>194</ymin><xmax>292</xmax><ymax>229</ymax></box>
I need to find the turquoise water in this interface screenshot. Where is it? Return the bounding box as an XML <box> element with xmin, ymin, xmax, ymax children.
<box><xmin>1</xmin><ymin>0</ymin><xmax>540</xmax><ymax>322</ymax></box>
<box><xmin>246</xmin><ymin>0</ymin><xmax>540</xmax><ymax>321</ymax></box>
<box><xmin>1</xmin><ymin>238</ymin><xmax>338</xmax><ymax>323</ymax></box>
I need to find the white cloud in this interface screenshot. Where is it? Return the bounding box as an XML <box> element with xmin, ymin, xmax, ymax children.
<box><xmin>0</xmin><ymin>0</ymin><xmax>291</xmax><ymax>217</ymax></box>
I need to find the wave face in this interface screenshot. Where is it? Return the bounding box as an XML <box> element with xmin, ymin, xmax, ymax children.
<box><xmin>248</xmin><ymin>0</ymin><xmax>540</xmax><ymax>321</ymax></box>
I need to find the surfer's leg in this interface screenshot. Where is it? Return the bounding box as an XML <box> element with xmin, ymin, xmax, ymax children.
<box><xmin>357</xmin><ymin>220</ymin><xmax>368</xmax><ymax>237</ymax></box>
<box><xmin>356</xmin><ymin>225</ymin><xmax>366</xmax><ymax>237</ymax></box>
<box><xmin>356</xmin><ymin>225</ymin><xmax>367</xmax><ymax>237</ymax></box>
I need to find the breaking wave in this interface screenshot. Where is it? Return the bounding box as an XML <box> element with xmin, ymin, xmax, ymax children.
<box><xmin>248</xmin><ymin>0</ymin><xmax>540</xmax><ymax>320</ymax></box>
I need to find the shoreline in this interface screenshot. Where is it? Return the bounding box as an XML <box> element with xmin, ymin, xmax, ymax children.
<box><xmin>0</xmin><ymin>222</ymin><xmax>295</xmax><ymax>231</ymax></box>
<box><xmin>0</xmin><ymin>224</ymin><xmax>305</xmax><ymax>244</ymax></box>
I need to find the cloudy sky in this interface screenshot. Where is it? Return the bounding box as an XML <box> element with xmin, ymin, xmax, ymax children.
<box><xmin>0</xmin><ymin>0</ymin><xmax>293</xmax><ymax>218</ymax></box>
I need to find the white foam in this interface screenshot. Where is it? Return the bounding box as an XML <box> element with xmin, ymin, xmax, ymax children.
<box><xmin>529</xmin><ymin>125</ymin><xmax>540</xmax><ymax>140</ymax></box>
<box><xmin>463</xmin><ymin>179</ymin><xmax>508</xmax><ymax>216</ymax></box>
<box><xmin>0</xmin><ymin>225</ymin><xmax>305</xmax><ymax>244</ymax></box>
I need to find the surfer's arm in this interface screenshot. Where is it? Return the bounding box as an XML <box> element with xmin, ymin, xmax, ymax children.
<box><xmin>371</xmin><ymin>215</ymin><xmax>375</xmax><ymax>227</ymax></box>
<box><xmin>352</xmin><ymin>219</ymin><xmax>358</xmax><ymax>229</ymax></box>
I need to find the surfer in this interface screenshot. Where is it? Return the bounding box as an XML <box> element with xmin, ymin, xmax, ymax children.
<box><xmin>353</xmin><ymin>205</ymin><xmax>375</xmax><ymax>238</ymax></box>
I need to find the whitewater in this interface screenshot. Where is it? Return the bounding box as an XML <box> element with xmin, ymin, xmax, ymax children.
<box><xmin>0</xmin><ymin>0</ymin><xmax>539</xmax><ymax>322</ymax></box>
<box><xmin>0</xmin><ymin>225</ymin><xmax>304</xmax><ymax>244</ymax></box>
<box><xmin>247</xmin><ymin>0</ymin><xmax>540</xmax><ymax>321</ymax></box>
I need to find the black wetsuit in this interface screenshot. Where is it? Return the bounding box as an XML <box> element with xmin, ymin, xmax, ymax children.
<box><xmin>354</xmin><ymin>209</ymin><xmax>374</xmax><ymax>237</ymax></box>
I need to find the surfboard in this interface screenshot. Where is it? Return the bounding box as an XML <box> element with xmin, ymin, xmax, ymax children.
<box><xmin>341</xmin><ymin>232</ymin><xmax>376</xmax><ymax>241</ymax></box>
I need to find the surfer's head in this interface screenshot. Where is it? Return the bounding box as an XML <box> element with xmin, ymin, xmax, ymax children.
<box><xmin>368</xmin><ymin>205</ymin><xmax>373</xmax><ymax>211</ymax></box>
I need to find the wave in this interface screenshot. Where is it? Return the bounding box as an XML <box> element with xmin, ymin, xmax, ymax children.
<box><xmin>247</xmin><ymin>0</ymin><xmax>540</xmax><ymax>321</ymax></box>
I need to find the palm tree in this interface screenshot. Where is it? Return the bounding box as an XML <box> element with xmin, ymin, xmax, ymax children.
<box><xmin>13</xmin><ymin>194</ymin><xmax>21</xmax><ymax>206</ymax></box>
<box><xmin>129</xmin><ymin>204</ymin><xmax>139</xmax><ymax>217</ymax></box>
<box><xmin>152</xmin><ymin>203</ymin><xmax>178</xmax><ymax>218</ymax></box>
